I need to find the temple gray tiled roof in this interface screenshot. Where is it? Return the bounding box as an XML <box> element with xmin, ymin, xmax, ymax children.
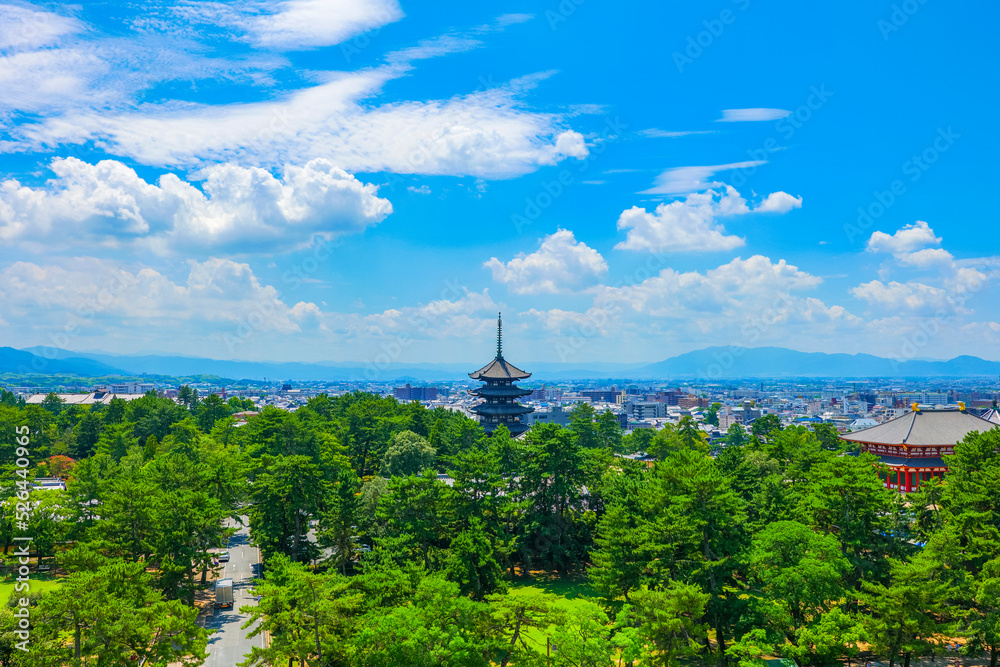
<box><xmin>841</xmin><ymin>408</ymin><xmax>997</xmax><ymax>446</ymax></box>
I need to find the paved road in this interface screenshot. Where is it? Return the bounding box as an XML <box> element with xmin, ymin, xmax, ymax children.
<box><xmin>204</xmin><ymin>517</ymin><xmax>263</xmax><ymax>667</ymax></box>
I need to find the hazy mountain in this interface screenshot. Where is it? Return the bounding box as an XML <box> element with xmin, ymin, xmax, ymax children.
<box><xmin>18</xmin><ymin>347</ymin><xmax>656</xmax><ymax>381</ymax></box>
<box><xmin>24</xmin><ymin>347</ymin><xmax>369</xmax><ymax>381</ymax></box>
<box><xmin>15</xmin><ymin>345</ymin><xmax>1000</xmax><ymax>381</ymax></box>
<box><xmin>0</xmin><ymin>347</ymin><xmax>125</xmax><ymax>376</ymax></box>
<box><xmin>636</xmin><ymin>347</ymin><xmax>1000</xmax><ymax>378</ymax></box>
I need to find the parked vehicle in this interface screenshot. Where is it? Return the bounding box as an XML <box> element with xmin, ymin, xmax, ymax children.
<box><xmin>215</xmin><ymin>578</ymin><xmax>234</xmax><ymax>609</ymax></box>
<box><xmin>218</xmin><ymin>551</ymin><xmax>230</xmax><ymax>563</ymax></box>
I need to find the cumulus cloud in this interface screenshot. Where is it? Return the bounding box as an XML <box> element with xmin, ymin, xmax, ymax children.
<box><xmin>896</xmin><ymin>247</ymin><xmax>954</xmax><ymax>268</ymax></box>
<box><xmin>0</xmin><ymin>256</ymin><xmax>324</xmax><ymax>336</ymax></box>
<box><xmin>357</xmin><ymin>288</ymin><xmax>500</xmax><ymax>339</ymax></box>
<box><xmin>850</xmin><ymin>280</ymin><xmax>958</xmax><ymax>315</ymax></box>
<box><xmin>857</xmin><ymin>223</ymin><xmax>992</xmax><ymax>310</ymax></box>
<box><xmin>866</xmin><ymin>220</ymin><xmax>941</xmax><ymax>254</ymax></box>
<box><xmin>519</xmin><ymin>255</ymin><xmax>857</xmax><ymax>361</ymax></box>
<box><xmin>756</xmin><ymin>191</ymin><xmax>803</xmax><ymax>213</ymax></box>
<box><xmin>615</xmin><ymin>186</ymin><xmax>801</xmax><ymax>253</ymax></box>
<box><xmin>946</xmin><ymin>267</ymin><xmax>988</xmax><ymax>295</ymax></box>
<box><xmin>552</xmin><ymin>130</ymin><xmax>589</xmax><ymax>158</ymax></box>
<box><xmin>595</xmin><ymin>255</ymin><xmax>821</xmax><ymax>316</ymax></box>
<box><xmin>0</xmin><ymin>157</ymin><xmax>392</xmax><ymax>254</ymax></box>
<box><xmin>717</xmin><ymin>108</ymin><xmax>791</xmax><ymax>122</ymax></box>
<box><xmin>0</xmin><ymin>256</ymin><xmax>509</xmax><ymax>359</ymax></box>
<box><xmin>484</xmin><ymin>229</ymin><xmax>608</xmax><ymax>294</ymax></box>
<box><xmin>594</xmin><ymin>255</ymin><xmax>822</xmax><ymax>321</ymax></box>
<box><xmin>520</xmin><ymin>306</ymin><xmax>619</xmax><ymax>338</ymax></box>
<box><xmin>616</xmin><ymin>202</ymin><xmax>743</xmax><ymax>253</ymax></box>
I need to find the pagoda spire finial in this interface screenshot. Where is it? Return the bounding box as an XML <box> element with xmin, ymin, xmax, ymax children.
<box><xmin>497</xmin><ymin>312</ymin><xmax>503</xmax><ymax>358</ymax></box>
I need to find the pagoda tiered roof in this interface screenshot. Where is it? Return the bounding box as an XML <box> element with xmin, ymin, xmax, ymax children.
<box><xmin>469</xmin><ymin>313</ymin><xmax>534</xmax><ymax>436</ymax></box>
<box><xmin>469</xmin><ymin>357</ymin><xmax>531</xmax><ymax>381</ymax></box>
<box><xmin>470</xmin><ymin>384</ymin><xmax>533</xmax><ymax>398</ymax></box>
<box><xmin>472</xmin><ymin>402</ymin><xmax>534</xmax><ymax>416</ymax></box>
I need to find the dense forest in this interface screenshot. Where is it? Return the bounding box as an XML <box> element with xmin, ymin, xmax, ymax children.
<box><xmin>0</xmin><ymin>389</ymin><xmax>998</xmax><ymax>667</ymax></box>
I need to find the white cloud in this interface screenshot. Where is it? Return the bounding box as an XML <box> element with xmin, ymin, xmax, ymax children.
<box><xmin>0</xmin><ymin>4</ymin><xmax>82</xmax><ymax>51</ymax></box>
<box><xmin>484</xmin><ymin>229</ymin><xmax>608</xmax><ymax>294</ymax></box>
<box><xmin>850</xmin><ymin>280</ymin><xmax>958</xmax><ymax>315</ymax></box>
<box><xmin>616</xmin><ymin>200</ymin><xmax>743</xmax><ymax>253</ymax></box>
<box><xmin>946</xmin><ymin>267</ymin><xmax>988</xmax><ymax>295</ymax></box>
<box><xmin>640</xmin><ymin>161</ymin><xmax>765</xmax><ymax>195</ymax></box>
<box><xmin>0</xmin><ymin>256</ymin><xmax>508</xmax><ymax>359</ymax></box>
<box><xmin>386</xmin><ymin>34</ymin><xmax>482</xmax><ymax>64</ymax></box>
<box><xmin>595</xmin><ymin>255</ymin><xmax>822</xmax><ymax>318</ymax></box>
<box><xmin>756</xmin><ymin>191</ymin><xmax>803</xmax><ymax>213</ymax></box>
<box><xmin>859</xmin><ymin>224</ymin><xmax>993</xmax><ymax>307</ymax></box>
<box><xmin>0</xmin><ymin>157</ymin><xmax>392</xmax><ymax>254</ymax></box>
<box><xmin>896</xmin><ymin>247</ymin><xmax>954</xmax><ymax>268</ymax></box>
<box><xmin>0</xmin><ymin>6</ymin><xmax>585</xmax><ymax>180</ymax></box>
<box><xmin>358</xmin><ymin>288</ymin><xmax>500</xmax><ymax>339</ymax></box>
<box><xmin>0</xmin><ymin>256</ymin><xmax>324</xmax><ymax>335</ymax></box>
<box><xmin>959</xmin><ymin>320</ymin><xmax>1000</xmax><ymax>346</ymax></box>
<box><xmin>717</xmin><ymin>108</ymin><xmax>791</xmax><ymax>122</ymax></box>
<box><xmin>707</xmin><ymin>255</ymin><xmax>823</xmax><ymax>294</ymax></box>
<box><xmin>519</xmin><ymin>256</ymin><xmax>855</xmax><ymax>361</ymax></box>
<box><xmin>0</xmin><ymin>47</ymin><xmax>105</xmax><ymax>115</ymax></box>
<box><xmin>0</xmin><ymin>19</ymin><xmax>283</xmax><ymax>118</ymax></box>
<box><xmin>866</xmin><ymin>220</ymin><xmax>941</xmax><ymax>254</ymax></box>
<box><xmin>615</xmin><ymin>186</ymin><xmax>801</xmax><ymax>253</ymax></box>
<box><xmin>520</xmin><ymin>306</ymin><xmax>618</xmax><ymax>337</ymax></box>
<box><xmin>494</xmin><ymin>14</ymin><xmax>534</xmax><ymax>27</ymax></box>
<box><xmin>553</xmin><ymin>130</ymin><xmax>589</xmax><ymax>159</ymax></box>
<box><xmin>407</xmin><ymin>185</ymin><xmax>431</xmax><ymax>195</ymax></box>
<box><xmin>13</xmin><ymin>69</ymin><xmax>588</xmax><ymax>178</ymax></box>
<box><xmin>638</xmin><ymin>129</ymin><xmax>715</xmax><ymax>138</ymax></box>
<box><xmin>175</xmin><ymin>0</ymin><xmax>404</xmax><ymax>50</ymax></box>
<box><xmin>249</xmin><ymin>0</ymin><xmax>404</xmax><ymax>50</ymax></box>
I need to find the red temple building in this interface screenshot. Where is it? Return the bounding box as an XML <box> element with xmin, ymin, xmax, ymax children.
<box><xmin>469</xmin><ymin>314</ymin><xmax>534</xmax><ymax>436</ymax></box>
<box><xmin>840</xmin><ymin>404</ymin><xmax>997</xmax><ymax>492</ymax></box>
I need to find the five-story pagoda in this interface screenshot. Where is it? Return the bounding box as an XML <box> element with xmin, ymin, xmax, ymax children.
<box><xmin>469</xmin><ymin>313</ymin><xmax>534</xmax><ymax>436</ymax></box>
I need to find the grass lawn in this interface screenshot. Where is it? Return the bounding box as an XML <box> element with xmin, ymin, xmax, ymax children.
<box><xmin>507</xmin><ymin>572</ymin><xmax>603</xmax><ymax>653</ymax></box>
<box><xmin>0</xmin><ymin>573</ymin><xmax>62</xmax><ymax>602</ymax></box>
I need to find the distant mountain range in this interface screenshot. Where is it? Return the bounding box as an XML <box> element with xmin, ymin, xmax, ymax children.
<box><xmin>0</xmin><ymin>347</ymin><xmax>126</xmax><ymax>377</ymax></box>
<box><xmin>636</xmin><ymin>346</ymin><xmax>1000</xmax><ymax>378</ymax></box>
<box><xmin>4</xmin><ymin>345</ymin><xmax>1000</xmax><ymax>382</ymax></box>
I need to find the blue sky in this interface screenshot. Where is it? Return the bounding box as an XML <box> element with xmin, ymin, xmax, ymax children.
<box><xmin>0</xmin><ymin>0</ymin><xmax>997</xmax><ymax>366</ymax></box>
